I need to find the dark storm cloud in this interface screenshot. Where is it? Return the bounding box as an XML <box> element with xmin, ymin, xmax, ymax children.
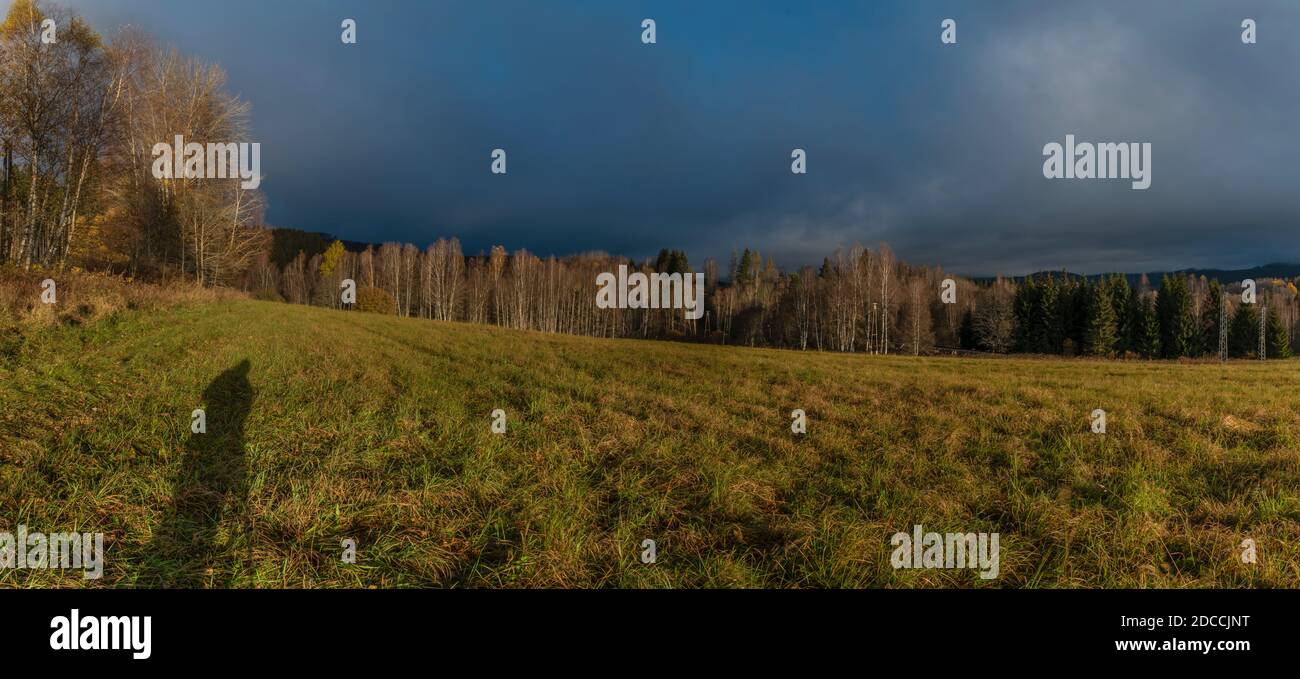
<box><xmin>63</xmin><ymin>0</ymin><xmax>1300</xmax><ymax>275</ymax></box>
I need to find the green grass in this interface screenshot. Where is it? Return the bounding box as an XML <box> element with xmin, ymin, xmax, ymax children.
<box><xmin>2</xmin><ymin>299</ymin><xmax>1298</xmax><ymax>587</ymax></box>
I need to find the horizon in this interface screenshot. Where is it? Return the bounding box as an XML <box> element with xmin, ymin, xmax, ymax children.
<box><xmin>280</xmin><ymin>225</ymin><xmax>1300</xmax><ymax>281</ymax></box>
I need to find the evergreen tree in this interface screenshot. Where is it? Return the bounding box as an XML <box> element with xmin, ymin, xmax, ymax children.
<box><xmin>1107</xmin><ymin>275</ymin><xmax>1133</xmax><ymax>354</ymax></box>
<box><xmin>736</xmin><ymin>248</ymin><xmax>752</xmax><ymax>284</ymax></box>
<box><xmin>1157</xmin><ymin>274</ymin><xmax>1196</xmax><ymax>358</ymax></box>
<box><xmin>1038</xmin><ymin>274</ymin><xmax>1060</xmax><ymax>353</ymax></box>
<box><xmin>1155</xmin><ymin>275</ymin><xmax>1171</xmax><ymax>344</ymax></box>
<box><xmin>1013</xmin><ymin>277</ymin><xmax>1038</xmax><ymax>352</ymax></box>
<box><xmin>1124</xmin><ymin>285</ymin><xmax>1144</xmax><ymax>355</ymax></box>
<box><xmin>1175</xmin><ymin>278</ymin><xmax>1196</xmax><ymax>356</ymax></box>
<box><xmin>958</xmin><ymin>308</ymin><xmax>977</xmax><ymax>350</ymax></box>
<box><xmin>1137</xmin><ymin>295</ymin><xmax>1161</xmax><ymax>358</ymax></box>
<box><xmin>1056</xmin><ymin>276</ymin><xmax>1083</xmax><ymax>355</ymax></box>
<box><xmin>1084</xmin><ymin>280</ymin><xmax>1118</xmax><ymax>356</ymax></box>
<box><xmin>1200</xmin><ymin>279</ymin><xmax>1223</xmax><ymax>357</ymax></box>
<box><xmin>1229</xmin><ymin>303</ymin><xmax>1259</xmax><ymax>358</ymax></box>
<box><xmin>1266</xmin><ymin>305</ymin><xmax>1291</xmax><ymax>359</ymax></box>
<box><xmin>668</xmin><ymin>249</ymin><xmax>689</xmax><ymax>274</ymax></box>
<box><xmin>1068</xmin><ymin>277</ymin><xmax>1090</xmax><ymax>351</ymax></box>
<box><xmin>654</xmin><ymin>248</ymin><xmax>671</xmax><ymax>272</ymax></box>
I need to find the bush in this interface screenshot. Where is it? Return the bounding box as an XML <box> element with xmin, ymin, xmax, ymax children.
<box><xmin>253</xmin><ymin>287</ymin><xmax>284</xmax><ymax>302</ymax></box>
<box><xmin>355</xmin><ymin>287</ymin><xmax>395</xmax><ymax>315</ymax></box>
<box><xmin>1</xmin><ymin>269</ymin><xmax>244</xmax><ymax>327</ymax></box>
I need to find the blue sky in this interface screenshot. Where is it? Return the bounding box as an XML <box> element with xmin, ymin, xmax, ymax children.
<box><xmin>57</xmin><ymin>0</ymin><xmax>1300</xmax><ymax>276</ymax></box>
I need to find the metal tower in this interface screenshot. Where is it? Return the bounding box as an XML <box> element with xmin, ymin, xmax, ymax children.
<box><xmin>1259</xmin><ymin>303</ymin><xmax>1267</xmax><ymax>360</ymax></box>
<box><xmin>1218</xmin><ymin>293</ymin><xmax>1228</xmax><ymax>362</ymax></box>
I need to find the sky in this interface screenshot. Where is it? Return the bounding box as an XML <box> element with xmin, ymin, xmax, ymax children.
<box><xmin>54</xmin><ymin>0</ymin><xmax>1300</xmax><ymax>276</ymax></box>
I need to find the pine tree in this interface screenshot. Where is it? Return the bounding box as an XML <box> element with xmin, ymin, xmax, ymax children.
<box><xmin>958</xmin><ymin>308</ymin><xmax>977</xmax><ymax>349</ymax></box>
<box><xmin>654</xmin><ymin>248</ymin><xmax>671</xmax><ymax>272</ymax></box>
<box><xmin>1108</xmin><ymin>275</ymin><xmax>1133</xmax><ymax>354</ymax></box>
<box><xmin>1137</xmin><ymin>295</ymin><xmax>1161</xmax><ymax>358</ymax></box>
<box><xmin>1266</xmin><ymin>305</ymin><xmax>1291</xmax><ymax>359</ymax></box>
<box><xmin>1013</xmin><ymin>277</ymin><xmax>1038</xmax><ymax>352</ymax></box>
<box><xmin>1157</xmin><ymin>274</ymin><xmax>1195</xmax><ymax>358</ymax></box>
<box><xmin>668</xmin><ymin>250</ymin><xmax>688</xmax><ymax>275</ymax></box>
<box><xmin>736</xmin><ymin>248</ymin><xmax>752</xmax><ymax>284</ymax></box>
<box><xmin>1229</xmin><ymin>303</ymin><xmax>1259</xmax><ymax>358</ymax></box>
<box><xmin>1175</xmin><ymin>278</ymin><xmax>1196</xmax><ymax>356</ymax></box>
<box><xmin>1200</xmin><ymin>279</ymin><xmax>1223</xmax><ymax>357</ymax></box>
<box><xmin>1065</xmin><ymin>276</ymin><xmax>1089</xmax><ymax>352</ymax></box>
<box><xmin>1084</xmin><ymin>280</ymin><xmax>1118</xmax><ymax>356</ymax></box>
<box><xmin>1038</xmin><ymin>274</ymin><xmax>1060</xmax><ymax>353</ymax></box>
<box><xmin>1058</xmin><ymin>276</ymin><xmax>1079</xmax><ymax>355</ymax></box>
<box><xmin>1124</xmin><ymin>286</ymin><xmax>1144</xmax><ymax>355</ymax></box>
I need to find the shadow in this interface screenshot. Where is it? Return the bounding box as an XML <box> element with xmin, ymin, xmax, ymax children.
<box><xmin>142</xmin><ymin>360</ymin><xmax>253</xmax><ymax>588</ymax></box>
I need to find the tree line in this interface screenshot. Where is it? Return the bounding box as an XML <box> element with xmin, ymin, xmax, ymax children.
<box><xmin>254</xmin><ymin>233</ymin><xmax>1298</xmax><ymax>360</ymax></box>
<box><xmin>988</xmin><ymin>271</ymin><xmax>1292</xmax><ymax>359</ymax></box>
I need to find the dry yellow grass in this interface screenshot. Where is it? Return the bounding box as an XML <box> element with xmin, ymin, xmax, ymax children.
<box><xmin>0</xmin><ymin>267</ymin><xmax>244</xmax><ymax>328</ymax></box>
<box><xmin>2</xmin><ymin>297</ymin><xmax>1297</xmax><ymax>588</ymax></box>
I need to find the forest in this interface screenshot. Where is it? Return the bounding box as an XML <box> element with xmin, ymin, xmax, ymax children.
<box><xmin>253</xmin><ymin>234</ymin><xmax>1297</xmax><ymax>359</ymax></box>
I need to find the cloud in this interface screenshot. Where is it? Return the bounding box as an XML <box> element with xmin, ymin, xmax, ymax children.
<box><xmin>62</xmin><ymin>0</ymin><xmax>1300</xmax><ymax>276</ymax></box>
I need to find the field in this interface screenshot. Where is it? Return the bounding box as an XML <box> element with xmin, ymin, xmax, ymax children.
<box><xmin>2</xmin><ymin>298</ymin><xmax>1298</xmax><ymax>587</ymax></box>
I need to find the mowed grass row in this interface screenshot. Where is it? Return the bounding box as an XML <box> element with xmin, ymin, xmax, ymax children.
<box><xmin>2</xmin><ymin>299</ymin><xmax>1298</xmax><ymax>587</ymax></box>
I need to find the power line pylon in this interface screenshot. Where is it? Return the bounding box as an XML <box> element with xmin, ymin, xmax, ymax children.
<box><xmin>1219</xmin><ymin>293</ymin><xmax>1228</xmax><ymax>362</ymax></box>
<box><xmin>1259</xmin><ymin>303</ymin><xmax>1267</xmax><ymax>360</ymax></box>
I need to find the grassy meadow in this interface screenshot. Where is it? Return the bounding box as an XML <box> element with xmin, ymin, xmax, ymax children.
<box><xmin>2</xmin><ymin>298</ymin><xmax>1298</xmax><ymax>587</ymax></box>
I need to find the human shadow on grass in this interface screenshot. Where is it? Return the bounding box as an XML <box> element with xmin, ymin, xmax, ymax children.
<box><xmin>141</xmin><ymin>360</ymin><xmax>252</xmax><ymax>588</ymax></box>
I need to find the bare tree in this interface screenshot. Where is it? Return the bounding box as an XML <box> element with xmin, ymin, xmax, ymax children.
<box><xmin>0</xmin><ymin>0</ymin><xmax>123</xmax><ymax>269</ymax></box>
<box><xmin>974</xmin><ymin>278</ymin><xmax>1016</xmax><ymax>352</ymax></box>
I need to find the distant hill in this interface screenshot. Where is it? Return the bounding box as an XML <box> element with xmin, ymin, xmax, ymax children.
<box><xmin>269</xmin><ymin>227</ymin><xmax>1300</xmax><ymax>290</ymax></box>
<box><xmin>976</xmin><ymin>263</ymin><xmax>1300</xmax><ymax>287</ymax></box>
<box><xmin>1163</xmin><ymin>263</ymin><xmax>1300</xmax><ymax>284</ymax></box>
<box><xmin>268</xmin><ymin>228</ymin><xmax>383</xmax><ymax>267</ymax></box>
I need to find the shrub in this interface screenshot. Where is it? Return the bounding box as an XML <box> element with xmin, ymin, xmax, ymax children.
<box><xmin>253</xmin><ymin>287</ymin><xmax>284</xmax><ymax>302</ymax></box>
<box><xmin>0</xmin><ymin>269</ymin><xmax>245</xmax><ymax>327</ymax></box>
<box><xmin>355</xmin><ymin>287</ymin><xmax>395</xmax><ymax>315</ymax></box>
